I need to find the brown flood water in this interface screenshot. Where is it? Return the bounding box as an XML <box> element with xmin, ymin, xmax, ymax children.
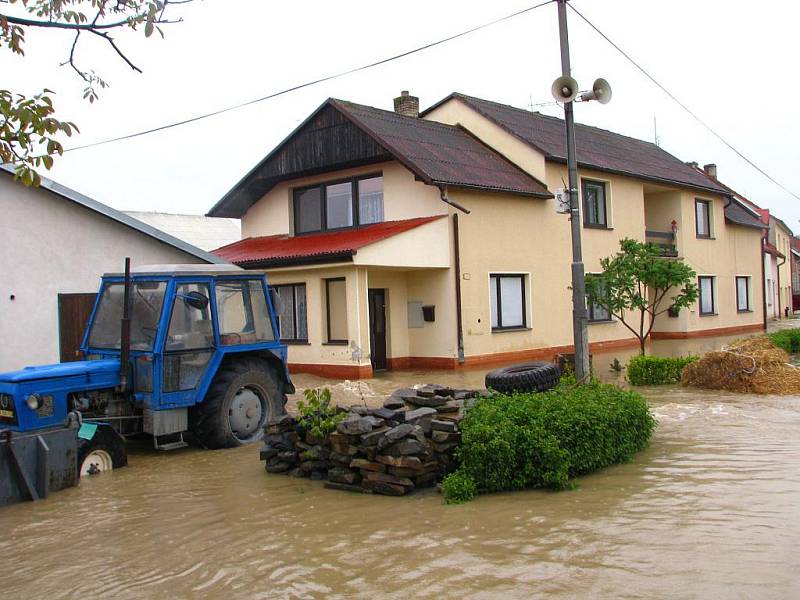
<box><xmin>2</xmin><ymin>332</ymin><xmax>800</xmax><ymax>599</ymax></box>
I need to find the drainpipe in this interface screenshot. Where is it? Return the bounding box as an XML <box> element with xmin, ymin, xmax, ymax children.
<box><xmin>453</xmin><ymin>214</ymin><xmax>465</xmax><ymax>364</ymax></box>
<box><xmin>438</xmin><ymin>185</ymin><xmax>470</xmax><ymax>215</ymax></box>
<box><xmin>761</xmin><ymin>237</ymin><xmax>768</xmax><ymax>329</ymax></box>
<box><xmin>778</xmin><ymin>254</ymin><xmax>786</xmax><ymax>318</ymax></box>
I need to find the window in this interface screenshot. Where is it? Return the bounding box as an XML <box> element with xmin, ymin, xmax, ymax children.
<box><xmin>274</xmin><ymin>283</ymin><xmax>307</xmax><ymax>342</ymax></box>
<box><xmin>163</xmin><ymin>283</ymin><xmax>213</xmax><ymax>392</ymax></box>
<box><xmin>293</xmin><ymin>175</ymin><xmax>383</xmax><ymax>234</ymax></box>
<box><xmin>215</xmin><ymin>280</ymin><xmax>275</xmax><ymax>345</ymax></box>
<box><xmin>582</xmin><ymin>179</ymin><xmax>608</xmax><ymax>228</ymax></box>
<box><xmin>698</xmin><ymin>276</ymin><xmax>715</xmax><ymax>315</ymax></box>
<box><xmin>736</xmin><ymin>276</ymin><xmax>751</xmax><ymax>312</ymax></box>
<box><xmin>695</xmin><ymin>199</ymin><xmax>711</xmax><ymax>238</ymax></box>
<box><xmin>87</xmin><ymin>281</ymin><xmax>167</xmax><ymax>352</ymax></box>
<box><xmin>325</xmin><ymin>278</ymin><xmax>348</xmax><ymax>343</ymax></box>
<box><xmin>490</xmin><ymin>274</ymin><xmax>526</xmax><ymax>330</ymax></box>
<box><xmin>586</xmin><ymin>278</ymin><xmax>612</xmax><ymax>322</ymax></box>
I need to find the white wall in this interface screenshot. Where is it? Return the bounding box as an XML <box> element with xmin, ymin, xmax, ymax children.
<box><xmin>0</xmin><ymin>177</ymin><xmax>206</xmax><ymax>371</ymax></box>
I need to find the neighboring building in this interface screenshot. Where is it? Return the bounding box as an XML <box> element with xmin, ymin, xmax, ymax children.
<box><xmin>210</xmin><ymin>92</ymin><xmax>765</xmax><ymax>378</ymax></box>
<box><xmin>124</xmin><ymin>211</ymin><xmax>241</xmax><ymax>251</ymax></box>
<box><xmin>791</xmin><ymin>237</ymin><xmax>800</xmax><ymax>312</ymax></box>
<box><xmin>0</xmin><ymin>167</ymin><xmax>225</xmax><ymax>371</ymax></box>
<box><xmin>769</xmin><ymin>215</ymin><xmax>795</xmax><ymax>317</ymax></box>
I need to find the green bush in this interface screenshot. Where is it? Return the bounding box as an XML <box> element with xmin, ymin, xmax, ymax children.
<box><xmin>296</xmin><ymin>388</ymin><xmax>345</xmax><ymax>438</ymax></box>
<box><xmin>769</xmin><ymin>329</ymin><xmax>800</xmax><ymax>354</ymax></box>
<box><xmin>442</xmin><ymin>380</ymin><xmax>655</xmax><ymax>503</ymax></box>
<box><xmin>627</xmin><ymin>355</ymin><xmax>698</xmax><ymax>385</ymax></box>
<box><xmin>441</xmin><ymin>471</ymin><xmax>477</xmax><ymax>504</ymax></box>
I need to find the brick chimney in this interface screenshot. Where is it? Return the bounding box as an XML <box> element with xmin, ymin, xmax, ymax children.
<box><xmin>393</xmin><ymin>91</ymin><xmax>419</xmax><ymax>118</ymax></box>
<box><xmin>703</xmin><ymin>163</ymin><xmax>717</xmax><ymax>179</ymax></box>
<box><xmin>686</xmin><ymin>161</ymin><xmax>699</xmax><ymax>169</ymax></box>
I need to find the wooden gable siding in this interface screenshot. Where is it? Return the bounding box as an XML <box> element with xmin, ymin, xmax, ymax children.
<box><xmin>232</xmin><ymin>105</ymin><xmax>393</xmax><ymax>215</ymax></box>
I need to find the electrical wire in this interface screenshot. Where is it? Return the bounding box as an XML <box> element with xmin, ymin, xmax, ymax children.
<box><xmin>567</xmin><ymin>2</ymin><xmax>800</xmax><ymax>202</ymax></box>
<box><xmin>61</xmin><ymin>0</ymin><xmax>555</xmax><ymax>153</ymax></box>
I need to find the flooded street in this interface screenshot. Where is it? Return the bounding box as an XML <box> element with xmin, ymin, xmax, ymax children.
<box><xmin>3</xmin><ymin>334</ymin><xmax>800</xmax><ymax>598</ymax></box>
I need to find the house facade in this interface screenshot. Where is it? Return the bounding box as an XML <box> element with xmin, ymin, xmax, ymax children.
<box><xmin>210</xmin><ymin>92</ymin><xmax>764</xmax><ymax>378</ymax></box>
<box><xmin>0</xmin><ymin>167</ymin><xmax>224</xmax><ymax>371</ymax></box>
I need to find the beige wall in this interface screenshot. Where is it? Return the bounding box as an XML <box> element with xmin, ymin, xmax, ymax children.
<box><xmin>0</xmin><ymin>177</ymin><xmax>207</xmax><ymax>371</ymax></box>
<box><xmin>423</xmin><ymin>98</ymin><xmax>548</xmax><ymax>184</ymax></box>
<box><xmin>773</xmin><ymin>221</ymin><xmax>793</xmax><ymax>314</ymax></box>
<box><xmin>241</xmin><ymin>161</ymin><xmax>445</xmax><ymax>238</ymax></box>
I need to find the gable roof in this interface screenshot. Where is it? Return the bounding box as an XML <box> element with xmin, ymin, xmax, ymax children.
<box><xmin>689</xmin><ymin>166</ymin><xmax>765</xmax><ymax>230</ymax></box>
<box><xmin>0</xmin><ymin>165</ymin><xmax>225</xmax><ymax>264</ymax></box>
<box><xmin>213</xmin><ymin>215</ymin><xmax>444</xmax><ymax>267</ymax></box>
<box><xmin>207</xmin><ymin>99</ymin><xmax>551</xmax><ymax>218</ymax></box>
<box><xmin>422</xmin><ymin>93</ymin><xmax>731</xmax><ymax>196</ymax></box>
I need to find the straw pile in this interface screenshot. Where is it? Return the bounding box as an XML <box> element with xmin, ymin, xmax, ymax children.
<box><xmin>681</xmin><ymin>336</ymin><xmax>800</xmax><ymax>394</ymax></box>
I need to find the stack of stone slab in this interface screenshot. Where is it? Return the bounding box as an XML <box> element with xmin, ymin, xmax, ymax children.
<box><xmin>260</xmin><ymin>385</ymin><xmax>478</xmax><ymax>496</ymax></box>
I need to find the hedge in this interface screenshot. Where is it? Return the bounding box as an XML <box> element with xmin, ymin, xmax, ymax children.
<box><xmin>441</xmin><ymin>379</ymin><xmax>656</xmax><ymax>503</ymax></box>
<box><xmin>627</xmin><ymin>355</ymin><xmax>699</xmax><ymax>386</ymax></box>
<box><xmin>769</xmin><ymin>329</ymin><xmax>800</xmax><ymax>355</ymax></box>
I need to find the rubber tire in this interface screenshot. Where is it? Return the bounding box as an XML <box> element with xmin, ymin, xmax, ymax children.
<box><xmin>485</xmin><ymin>361</ymin><xmax>562</xmax><ymax>395</ymax></box>
<box><xmin>191</xmin><ymin>358</ymin><xmax>287</xmax><ymax>449</ymax></box>
<box><xmin>77</xmin><ymin>425</ymin><xmax>128</xmax><ymax>477</ymax></box>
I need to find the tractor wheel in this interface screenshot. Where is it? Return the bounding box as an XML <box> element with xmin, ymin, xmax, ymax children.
<box><xmin>191</xmin><ymin>358</ymin><xmax>286</xmax><ymax>449</ymax></box>
<box><xmin>485</xmin><ymin>361</ymin><xmax>562</xmax><ymax>395</ymax></box>
<box><xmin>77</xmin><ymin>425</ymin><xmax>128</xmax><ymax>477</ymax></box>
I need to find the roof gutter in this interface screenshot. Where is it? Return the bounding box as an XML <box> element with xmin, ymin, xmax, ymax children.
<box><xmin>438</xmin><ymin>185</ymin><xmax>470</xmax><ymax>214</ymax></box>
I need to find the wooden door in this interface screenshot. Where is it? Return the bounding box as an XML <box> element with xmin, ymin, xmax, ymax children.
<box><xmin>58</xmin><ymin>293</ymin><xmax>97</xmax><ymax>362</ymax></box>
<box><xmin>368</xmin><ymin>289</ymin><xmax>387</xmax><ymax>371</ymax></box>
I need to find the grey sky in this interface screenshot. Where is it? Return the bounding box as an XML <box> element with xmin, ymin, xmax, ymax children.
<box><xmin>5</xmin><ymin>0</ymin><xmax>799</xmax><ymax>231</ymax></box>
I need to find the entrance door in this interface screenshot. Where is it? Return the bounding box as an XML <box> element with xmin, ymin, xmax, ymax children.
<box><xmin>368</xmin><ymin>289</ymin><xmax>387</xmax><ymax>371</ymax></box>
<box><xmin>58</xmin><ymin>293</ymin><xmax>97</xmax><ymax>362</ymax></box>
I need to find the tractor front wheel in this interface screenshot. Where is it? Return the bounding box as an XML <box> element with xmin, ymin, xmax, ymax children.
<box><xmin>77</xmin><ymin>425</ymin><xmax>128</xmax><ymax>477</ymax></box>
<box><xmin>191</xmin><ymin>358</ymin><xmax>286</xmax><ymax>449</ymax></box>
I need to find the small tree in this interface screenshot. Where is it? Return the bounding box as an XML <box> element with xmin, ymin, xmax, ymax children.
<box><xmin>585</xmin><ymin>238</ymin><xmax>698</xmax><ymax>355</ymax></box>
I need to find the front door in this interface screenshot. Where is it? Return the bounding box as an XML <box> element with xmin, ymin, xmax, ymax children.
<box><xmin>368</xmin><ymin>289</ymin><xmax>387</xmax><ymax>371</ymax></box>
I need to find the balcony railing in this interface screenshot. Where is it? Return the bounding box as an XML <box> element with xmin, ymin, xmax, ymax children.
<box><xmin>645</xmin><ymin>230</ymin><xmax>678</xmax><ymax>257</ymax></box>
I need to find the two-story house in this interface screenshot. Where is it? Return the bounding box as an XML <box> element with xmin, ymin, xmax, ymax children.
<box><xmin>209</xmin><ymin>92</ymin><xmax>764</xmax><ymax>378</ymax></box>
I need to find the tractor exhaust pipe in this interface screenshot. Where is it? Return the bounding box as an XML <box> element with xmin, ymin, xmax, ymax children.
<box><xmin>118</xmin><ymin>257</ymin><xmax>132</xmax><ymax>392</ymax></box>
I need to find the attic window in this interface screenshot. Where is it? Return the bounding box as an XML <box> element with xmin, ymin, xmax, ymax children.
<box><xmin>293</xmin><ymin>174</ymin><xmax>383</xmax><ymax>235</ymax></box>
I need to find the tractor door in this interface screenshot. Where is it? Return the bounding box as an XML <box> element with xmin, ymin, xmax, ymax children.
<box><xmin>159</xmin><ymin>282</ymin><xmax>215</xmax><ymax>404</ymax></box>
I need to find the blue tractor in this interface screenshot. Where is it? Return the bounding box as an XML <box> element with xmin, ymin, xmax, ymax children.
<box><xmin>0</xmin><ymin>262</ymin><xmax>293</xmax><ymax>505</ymax></box>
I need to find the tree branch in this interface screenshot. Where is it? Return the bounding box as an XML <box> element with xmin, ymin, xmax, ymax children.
<box><xmin>89</xmin><ymin>29</ymin><xmax>141</xmax><ymax>72</ymax></box>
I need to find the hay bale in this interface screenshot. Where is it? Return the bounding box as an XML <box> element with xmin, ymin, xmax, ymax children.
<box><xmin>681</xmin><ymin>336</ymin><xmax>800</xmax><ymax>395</ymax></box>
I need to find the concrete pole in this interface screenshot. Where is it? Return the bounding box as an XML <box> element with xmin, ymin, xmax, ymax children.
<box><xmin>557</xmin><ymin>0</ymin><xmax>590</xmax><ymax>381</ymax></box>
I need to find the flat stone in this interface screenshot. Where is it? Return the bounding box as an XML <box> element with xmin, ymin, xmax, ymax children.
<box><xmin>360</xmin><ymin>427</ymin><xmax>388</xmax><ymax>447</ymax></box>
<box><xmin>347</xmin><ymin>405</ymin><xmax>371</xmax><ymax>415</ymax></box>
<box><xmin>435</xmin><ymin>401</ymin><xmax>461</xmax><ymax>413</ymax></box>
<box><xmin>350</xmin><ymin>458</ymin><xmax>386</xmax><ymax>472</ymax></box>
<box><xmin>361</xmin><ymin>479</ymin><xmax>409</xmax><ymax>496</ymax></box>
<box><xmin>264</xmin><ymin>431</ymin><xmax>297</xmax><ymax>450</ymax></box>
<box><xmin>375</xmin><ymin>455</ymin><xmax>423</xmax><ymax>469</ymax></box>
<box><xmin>431</xmin><ymin>430</ymin><xmax>461</xmax><ymax>444</ymax></box>
<box><xmin>266</xmin><ymin>415</ymin><xmax>296</xmax><ymax>433</ymax></box>
<box><xmin>413</xmin><ymin>472</ymin><xmax>438</xmax><ymax>487</ymax></box>
<box><xmin>277</xmin><ymin>450</ymin><xmax>299</xmax><ymax>462</ymax></box>
<box><xmin>327</xmin><ymin>467</ymin><xmax>361</xmax><ymax>485</ymax></box>
<box><xmin>363</xmin><ymin>471</ymin><xmax>415</xmax><ymax>488</ymax></box>
<box><xmin>337</xmin><ymin>415</ymin><xmax>374</xmax><ymax>435</ymax></box>
<box><xmin>383</xmin><ymin>397</ymin><xmax>405</xmax><ymax>410</ymax></box>
<box><xmin>368</xmin><ymin>407</ymin><xmax>400</xmax><ymax>420</ymax></box>
<box><xmin>302</xmin><ymin>445</ymin><xmax>329</xmax><ymax>461</ymax></box>
<box><xmin>329</xmin><ymin>452</ymin><xmax>353</xmax><ymax>466</ymax></box>
<box><xmin>404</xmin><ymin>395</ymin><xmax>448</xmax><ymax>408</ymax></box>
<box><xmin>259</xmin><ymin>446</ymin><xmax>279</xmax><ymax>461</ymax></box>
<box><xmin>405</xmin><ymin>406</ymin><xmax>437</xmax><ymax>423</ymax></box>
<box><xmin>300</xmin><ymin>460</ymin><xmax>331</xmax><ymax>472</ymax></box>
<box><xmin>325</xmin><ymin>481</ymin><xmax>372</xmax><ymax>494</ymax></box>
<box><xmin>383</xmin><ymin>438</ymin><xmax>429</xmax><ymax>457</ymax></box>
<box><xmin>288</xmin><ymin>467</ymin><xmax>307</xmax><ymax>478</ymax></box>
<box><xmin>432</xmin><ymin>442</ymin><xmax>459</xmax><ymax>454</ymax></box>
<box><xmin>389</xmin><ymin>387</ymin><xmax>418</xmax><ymax>399</ymax></box>
<box><xmin>389</xmin><ymin>462</ymin><xmax>437</xmax><ymax>477</ymax></box>
<box><xmin>377</xmin><ymin>423</ymin><xmax>414</xmax><ymax>450</ymax></box>
<box><xmin>265</xmin><ymin>461</ymin><xmax>291</xmax><ymax>473</ymax></box>
<box><xmin>431</xmin><ymin>419</ymin><xmax>458</xmax><ymax>433</ymax></box>
<box><xmin>309</xmin><ymin>470</ymin><xmax>327</xmax><ymax>481</ymax></box>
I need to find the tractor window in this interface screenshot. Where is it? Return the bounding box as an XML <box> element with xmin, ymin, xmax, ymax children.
<box><xmin>215</xmin><ymin>279</ymin><xmax>275</xmax><ymax>345</ymax></box>
<box><xmin>87</xmin><ymin>281</ymin><xmax>167</xmax><ymax>351</ymax></box>
<box><xmin>166</xmin><ymin>283</ymin><xmax>213</xmax><ymax>350</ymax></box>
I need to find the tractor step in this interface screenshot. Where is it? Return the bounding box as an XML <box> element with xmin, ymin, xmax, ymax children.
<box><xmin>153</xmin><ymin>433</ymin><xmax>188</xmax><ymax>451</ymax></box>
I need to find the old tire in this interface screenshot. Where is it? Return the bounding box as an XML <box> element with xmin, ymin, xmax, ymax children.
<box><xmin>485</xmin><ymin>362</ymin><xmax>561</xmax><ymax>394</ymax></box>
<box><xmin>191</xmin><ymin>358</ymin><xmax>287</xmax><ymax>449</ymax></box>
<box><xmin>77</xmin><ymin>425</ymin><xmax>128</xmax><ymax>477</ymax></box>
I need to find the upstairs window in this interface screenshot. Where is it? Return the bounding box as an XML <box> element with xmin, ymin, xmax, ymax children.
<box><xmin>695</xmin><ymin>199</ymin><xmax>711</xmax><ymax>238</ymax></box>
<box><xmin>582</xmin><ymin>179</ymin><xmax>608</xmax><ymax>228</ymax></box>
<box><xmin>490</xmin><ymin>274</ymin><xmax>527</xmax><ymax>330</ymax></box>
<box><xmin>293</xmin><ymin>174</ymin><xmax>383</xmax><ymax>234</ymax></box>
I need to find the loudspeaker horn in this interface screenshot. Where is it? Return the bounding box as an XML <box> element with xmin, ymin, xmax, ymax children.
<box><xmin>551</xmin><ymin>76</ymin><xmax>579</xmax><ymax>103</ymax></box>
<box><xmin>579</xmin><ymin>78</ymin><xmax>613</xmax><ymax>104</ymax></box>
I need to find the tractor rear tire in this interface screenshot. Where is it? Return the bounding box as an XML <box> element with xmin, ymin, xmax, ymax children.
<box><xmin>191</xmin><ymin>358</ymin><xmax>286</xmax><ymax>449</ymax></box>
<box><xmin>485</xmin><ymin>362</ymin><xmax>562</xmax><ymax>395</ymax></box>
<box><xmin>77</xmin><ymin>425</ymin><xmax>128</xmax><ymax>477</ymax></box>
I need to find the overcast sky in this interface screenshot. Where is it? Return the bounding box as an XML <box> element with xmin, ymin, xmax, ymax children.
<box><xmin>4</xmin><ymin>0</ymin><xmax>799</xmax><ymax>230</ymax></box>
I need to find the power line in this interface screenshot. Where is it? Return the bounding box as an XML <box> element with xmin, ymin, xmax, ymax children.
<box><xmin>567</xmin><ymin>3</ymin><xmax>800</xmax><ymax>202</ymax></box>
<box><xmin>63</xmin><ymin>0</ymin><xmax>555</xmax><ymax>154</ymax></box>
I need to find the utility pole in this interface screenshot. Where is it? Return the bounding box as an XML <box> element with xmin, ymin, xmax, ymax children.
<box><xmin>557</xmin><ymin>0</ymin><xmax>590</xmax><ymax>381</ymax></box>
